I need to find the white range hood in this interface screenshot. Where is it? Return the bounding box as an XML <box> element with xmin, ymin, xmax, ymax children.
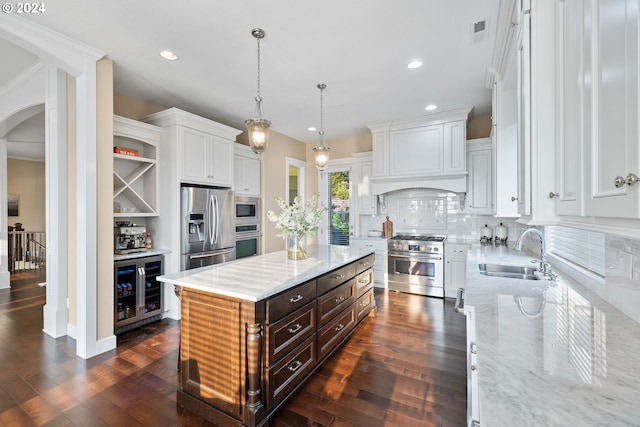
<box><xmin>368</xmin><ymin>107</ymin><xmax>472</xmax><ymax>196</ymax></box>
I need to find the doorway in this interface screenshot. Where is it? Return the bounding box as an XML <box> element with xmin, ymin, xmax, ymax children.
<box><xmin>319</xmin><ymin>162</ymin><xmax>352</xmax><ymax>246</ymax></box>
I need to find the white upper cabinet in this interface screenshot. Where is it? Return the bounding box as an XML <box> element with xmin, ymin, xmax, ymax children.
<box><xmin>143</xmin><ymin>108</ymin><xmax>241</xmax><ymax>188</ymax></box>
<box><xmin>555</xmin><ymin>0</ymin><xmax>639</xmax><ymax>219</ymax></box>
<box><xmin>583</xmin><ymin>0</ymin><xmax>639</xmax><ymax>217</ymax></box>
<box><xmin>234</xmin><ymin>144</ymin><xmax>260</xmax><ymax>197</ymax></box>
<box><xmin>369</xmin><ymin>108</ymin><xmax>472</xmax><ymax>194</ymax></box>
<box><xmin>515</xmin><ymin>0</ymin><xmax>558</xmax><ymax>224</ymax></box>
<box><xmin>466</xmin><ymin>138</ymin><xmax>494</xmax><ymax>215</ymax></box>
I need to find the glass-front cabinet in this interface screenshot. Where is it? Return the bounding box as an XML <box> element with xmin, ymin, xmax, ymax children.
<box><xmin>114</xmin><ymin>255</ymin><xmax>164</xmax><ymax>334</ymax></box>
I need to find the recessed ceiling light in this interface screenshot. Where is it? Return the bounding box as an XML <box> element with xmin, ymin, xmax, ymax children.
<box><xmin>160</xmin><ymin>50</ymin><xmax>178</xmax><ymax>61</ymax></box>
<box><xmin>407</xmin><ymin>60</ymin><xmax>422</xmax><ymax>69</ymax></box>
<box><xmin>425</xmin><ymin>104</ymin><xmax>438</xmax><ymax>111</ymax></box>
<box><xmin>308</xmin><ymin>127</ymin><xmax>317</xmax><ymax>132</ymax></box>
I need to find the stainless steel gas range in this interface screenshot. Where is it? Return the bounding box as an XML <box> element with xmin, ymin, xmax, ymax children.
<box><xmin>387</xmin><ymin>234</ymin><xmax>445</xmax><ymax>298</ymax></box>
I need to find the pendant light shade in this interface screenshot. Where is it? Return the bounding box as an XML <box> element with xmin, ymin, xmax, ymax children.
<box><xmin>246</xmin><ymin>28</ymin><xmax>271</xmax><ymax>155</ymax></box>
<box><xmin>313</xmin><ymin>83</ymin><xmax>331</xmax><ymax>172</ymax></box>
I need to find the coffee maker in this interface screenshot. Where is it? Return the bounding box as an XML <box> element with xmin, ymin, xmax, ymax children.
<box><xmin>114</xmin><ymin>225</ymin><xmax>147</xmax><ymax>254</ymax></box>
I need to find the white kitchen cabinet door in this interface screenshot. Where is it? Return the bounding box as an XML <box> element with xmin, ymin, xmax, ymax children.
<box><xmin>493</xmin><ymin>81</ymin><xmax>520</xmax><ymax>218</ymax></box>
<box><xmin>584</xmin><ymin>0</ymin><xmax>639</xmax><ymax>218</ymax></box>
<box><xmin>234</xmin><ymin>147</ymin><xmax>260</xmax><ymax>196</ymax></box>
<box><xmin>355</xmin><ymin>162</ymin><xmax>376</xmax><ymax>215</ymax></box>
<box><xmin>554</xmin><ymin>0</ymin><xmax>584</xmax><ymax>216</ymax></box>
<box><xmin>444</xmin><ymin>120</ymin><xmax>466</xmax><ymax>174</ymax></box>
<box><xmin>389</xmin><ymin>125</ymin><xmax>443</xmax><ymax>176</ymax></box>
<box><xmin>445</xmin><ymin>243</ymin><xmax>468</xmax><ymax>298</ymax></box>
<box><xmin>515</xmin><ymin>0</ymin><xmax>558</xmax><ymax>225</ymax></box>
<box><xmin>466</xmin><ymin>140</ymin><xmax>494</xmax><ymax>215</ymax></box>
<box><xmin>180</xmin><ymin>127</ymin><xmax>210</xmax><ymax>184</ymax></box>
<box><xmin>180</xmin><ymin>128</ymin><xmax>234</xmax><ymax>187</ymax></box>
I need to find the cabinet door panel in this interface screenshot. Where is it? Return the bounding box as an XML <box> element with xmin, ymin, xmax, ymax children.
<box><xmin>467</xmin><ymin>147</ymin><xmax>493</xmax><ymax>214</ymax></box>
<box><xmin>555</xmin><ymin>0</ymin><xmax>584</xmax><ymax>215</ymax></box>
<box><xmin>180</xmin><ymin>128</ymin><xmax>210</xmax><ymax>183</ymax></box>
<box><xmin>444</xmin><ymin>121</ymin><xmax>466</xmax><ymax>173</ymax></box>
<box><xmin>585</xmin><ymin>0</ymin><xmax>639</xmax><ymax>217</ymax></box>
<box><xmin>209</xmin><ymin>137</ymin><xmax>234</xmax><ymax>185</ymax></box>
<box><xmin>389</xmin><ymin>126</ymin><xmax>443</xmax><ymax>176</ymax></box>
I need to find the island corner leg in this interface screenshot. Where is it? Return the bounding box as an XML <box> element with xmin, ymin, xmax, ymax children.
<box><xmin>245</xmin><ymin>321</ymin><xmax>266</xmax><ymax>426</ymax></box>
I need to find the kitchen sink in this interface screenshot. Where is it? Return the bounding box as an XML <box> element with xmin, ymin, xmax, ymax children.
<box><xmin>478</xmin><ymin>263</ymin><xmax>540</xmax><ymax>280</ymax></box>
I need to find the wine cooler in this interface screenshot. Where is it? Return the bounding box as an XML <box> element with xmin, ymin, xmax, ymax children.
<box><xmin>114</xmin><ymin>255</ymin><xmax>164</xmax><ymax>334</ymax></box>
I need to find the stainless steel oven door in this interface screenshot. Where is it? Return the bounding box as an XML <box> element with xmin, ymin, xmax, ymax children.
<box><xmin>387</xmin><ymin>251</ymin><xmax>444</xmax><ymax>297</ymax></box>
<box><xmin>235</xmin><ymin>231</ymin><xmax>261</xmax><ymax>259</ymax></box>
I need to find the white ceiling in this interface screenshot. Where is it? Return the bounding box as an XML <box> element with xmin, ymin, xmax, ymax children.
<box><xmin>3</xmin><ymin>0</ymin><xmax>500</xmax><ymax>157</ymax></box>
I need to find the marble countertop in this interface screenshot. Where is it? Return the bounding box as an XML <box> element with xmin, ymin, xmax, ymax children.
<box><xmin>465</xmin><ymin>244</ymin><xmax>640</xmax><ymax>426</ymax></box>
<box><xmin>157</xmin><ymin>244</ymin><xmax>374</xmax><ymax>302</ymax></box>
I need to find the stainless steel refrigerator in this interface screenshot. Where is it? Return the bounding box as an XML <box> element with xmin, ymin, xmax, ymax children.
<box><xmin>181</xmin><ymin>185</ymin><xmax>235</xmax><ymax>270</ymax></box>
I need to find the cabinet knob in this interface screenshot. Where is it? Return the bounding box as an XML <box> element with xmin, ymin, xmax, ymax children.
<box><xmin>511</xmin><ymin>196</ymin><xmax>518</xmax><ymax>202</ymax></box>
<box><xmin>548</xmin><ymin>192</ymin><xmax>559</xmax><ymax>199</ymax></box>
<box><xmin>626</xmin><ymin>173</ymin><xmax>639</xmax><ymax>187</ymax></box>
<box><xmin>614</xmin><ymin>176</ymin><xmax>626</xmax><ymax>188</ymax></box>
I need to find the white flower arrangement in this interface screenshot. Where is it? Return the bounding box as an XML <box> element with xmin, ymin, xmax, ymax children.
<box><xmin>266</xmin><ymin>193</ymin><xmax>327</xmax><ymax>240</ymax></box>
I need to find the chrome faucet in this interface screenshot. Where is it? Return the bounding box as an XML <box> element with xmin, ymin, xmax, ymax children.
<box><xmin>514</xmin><ymin>228</ymin><xmax>555</xmax><ymax>278</ymax></box>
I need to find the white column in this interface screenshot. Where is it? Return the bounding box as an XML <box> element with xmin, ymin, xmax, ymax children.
<box><xmin>74</xmin><ymin>63</ymin><xmax>99</xmax><ymax>359</ymax></box>
<box><xmin>43</xmin><ymin>65</ymin><xmax>69</xmax><ymax>337</ymax></box>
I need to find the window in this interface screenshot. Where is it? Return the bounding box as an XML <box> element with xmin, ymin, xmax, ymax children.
<box><xmin>286</xmin><ymin>157</ymin><xmax>306</xmax><ymax>205</ymax></box>
<box><xmin>546</xmin><ymin>226</ymin><xmax>605</xmax><ymax>276</ymax></box>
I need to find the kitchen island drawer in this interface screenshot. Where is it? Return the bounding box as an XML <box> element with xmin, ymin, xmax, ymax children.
<box><xmin>356</xmin><ymin>268</ymin><xmax>373</xmax><ymax>297</ymax></box>
<box><xmin>317</xmin><ymin>278</ymin><xmax>356</xmax><ymax>326</ymax></box>
<box><xmin>266</xmin><ymin>301</ymin><xmax>316</xmax><ymax>365</ymax></box>
<box><xmin>356</xmin><ymin>288</ymin><xmax>374</xmax><ymax>323</ymax></box>
<box><xmin>318</xmin><ymin>304</ymin><xmax>356</xmax><ymax>360</ymax></box>
<box><xmin>317</xmin><ymin>263</ymin><xmax>356</xmax><ymax>295</ymax></box>
<box><xmin>267</xmin><ymin>279</ymin><xmax>316</xmax><ymax>322</ymax></box>
<box><xmin>266</xmin><ymin>334</ymin><xmax>316</xmax><ymax>410</ymax></box>
<box><xmin>355</xmin><ymin>254</ymin><xmax>375</xmax><ymax>274</ymax></box>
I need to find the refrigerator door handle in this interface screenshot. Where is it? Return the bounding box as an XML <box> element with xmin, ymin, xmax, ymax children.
<box><xmin>208</xmin><ymin>194</ymin><xmax>215</xmax><ymax>244</ymax></box>
<box><xmin>214</xmin><ymin>194</ymin><xmax>219</xmax><ymax>245</ymax></box>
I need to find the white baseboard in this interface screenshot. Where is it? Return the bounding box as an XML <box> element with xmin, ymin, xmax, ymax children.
<box><xmin>96</xmin><ymin>334</ymin><xmax>117</xmax><ymax>355</ymax></box>
<box><xmin>0</xmin><ymin>271</ymin><xmax>9</xmax><ymax>289</ymax></box>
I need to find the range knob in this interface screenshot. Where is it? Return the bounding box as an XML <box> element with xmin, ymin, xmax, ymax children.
<box><xmin>433</xmin><ymin>247</ymin><xmax>439</xmax><ymax>252</ymax></box>
<box><xmin>424</xmin><ymin>246</ymin><xmax>431</xmax><ymax>252</ymax></box>
<box><xmin>420</xmin><ymin>245</ymin><xmax>427</xmax><ymax>251</ymax></box>
<box><xmin>402</xmin><ymin>244</ymin><xmax>409</xmax><ymax>250</ymax></box>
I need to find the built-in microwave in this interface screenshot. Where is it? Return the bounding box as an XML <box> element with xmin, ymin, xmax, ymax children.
<box><xmin>235</xmin><ymin>196</ymin><xmax>260</xmax><ymax>224</ymax></box>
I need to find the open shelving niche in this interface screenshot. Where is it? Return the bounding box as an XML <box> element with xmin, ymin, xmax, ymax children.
<box><xmin>113</xmin><ymin>115</ymin><xmax>162</xmax><ymax>218</ymax></box>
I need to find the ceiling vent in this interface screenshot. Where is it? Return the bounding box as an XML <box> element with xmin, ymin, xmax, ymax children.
<box><xmin>471</xmin><ymin>19</ymin><xmax>489</xmax><ymax>44</ymax></box>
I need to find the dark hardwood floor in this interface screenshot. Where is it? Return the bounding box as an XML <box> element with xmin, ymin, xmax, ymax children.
<box><xmin>0</xmin><ymin>271</ymin><xmax>466</xmax><ymax>426</ymax></box>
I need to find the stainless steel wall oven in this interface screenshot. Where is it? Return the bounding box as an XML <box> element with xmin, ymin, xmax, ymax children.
<box><xmin>235</xmin><ymin>196</ymin><xmax>261</xmax><ymax>259</ymax></box>
<box><xmin>235</xmin><ymin>196</ymin><xmax>260</xmax><ymax>224</ymax></box>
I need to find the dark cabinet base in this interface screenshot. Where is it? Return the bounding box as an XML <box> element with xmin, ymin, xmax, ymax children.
<box><xmin>177</xmin><ymin>257</ymin><xmax>376</xmax><ymax>427</ymax></box>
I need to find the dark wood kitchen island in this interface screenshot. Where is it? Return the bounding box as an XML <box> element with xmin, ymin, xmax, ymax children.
<box><xmin>157</xmin><ymin>244</ymin><xmax>376</xmax><ymax>427</ymax></box>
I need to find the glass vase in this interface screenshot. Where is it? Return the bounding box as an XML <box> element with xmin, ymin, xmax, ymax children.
<box><xmin>286</xmin><ymin>234</ymin><xmax>308</xmax><ymax>260</ymax></box>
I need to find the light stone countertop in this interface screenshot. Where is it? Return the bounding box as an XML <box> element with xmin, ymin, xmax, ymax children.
<box><xmin>114</xmin><ymin>248</ymin><xmax>171</xmax><ymax>261</ymax></box>
<box><xmin>465</xmin><ymin>243</ymin><xmax>640</xmax><ymax>427</ymax></box>
<box><xmin>156</xmin><ymin>244</ymin><xmax>374</xmax><ymax>302</ymax></box>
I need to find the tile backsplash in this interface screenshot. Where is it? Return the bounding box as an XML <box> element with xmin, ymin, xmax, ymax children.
<box><xmin>359</xmin><ymin>188</ymin><xmax>520</xmax><ymax>241</ymax></box>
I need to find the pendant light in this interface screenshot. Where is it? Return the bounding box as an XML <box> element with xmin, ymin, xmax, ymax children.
<box><xmin>245</xmin><ymin>28</ymin><xmax>271</xmax><ymax>155</ymax></box>
<box><xmin>313</xmin><ymin>83</ymin><xmax>331</xmax><ymax>172</ymax></box>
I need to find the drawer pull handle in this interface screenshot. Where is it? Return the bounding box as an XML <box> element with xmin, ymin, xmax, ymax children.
<box><xmin>331</xmin><ymin>274</ymin><xmax>345</xmax><ymax>280</ymax></box>
<box><xmin>287</xmin><ymin>323</ymin><xmax>302</xmax><ymax>334</ymax></box>
<box><xmin>287</xmin><ymin>360</ymin><xmax>302</xmax><ymax>372</ymax></box>
<box><xmin>360</xmin><ymin>261</ymin><xmax>370</xmax><ymax>266</ymax></box>
<box><xmin>361</xmin><ymin>301</ymin><xmax>370</xmax><ymax>308</ymax></box>
<box><xmin>470</xmin><ymin>342</ymin><xmax>477</xmax><ymax>354</ymax></box>
<box><xmin>358</xmin><ymin>278</ymin><xmax>369</xmax><ymax>284</ymax></box>
<box><xmin>334</xmin><ymin>323</ymin><xmax>345</xmax><ymax>332</ymax></box>
<box><xmin>333</xmin><ymin>296</ymin><xmax>345</xmax><ymax>303</ymax></box>
<box><xmin>289</xmin><ymin>295</ymin><xmax>304</xmax><ymax>304</ymax></box>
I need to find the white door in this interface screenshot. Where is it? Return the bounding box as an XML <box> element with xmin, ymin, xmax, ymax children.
<box><xmin>318</xmin><ymin>163</ymin><xmax>352</xmax><ymax>246</ymax></box>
